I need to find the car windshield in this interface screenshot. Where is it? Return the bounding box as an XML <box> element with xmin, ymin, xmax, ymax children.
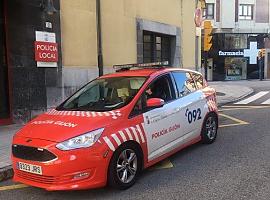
<box><xmin>57</xmin><ymin>76</ymin><xmax>147</xmax><ymax>112</ymax></box>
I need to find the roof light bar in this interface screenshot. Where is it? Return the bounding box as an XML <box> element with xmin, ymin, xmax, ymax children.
<box><xmin>113</xmin><ymin>61</ymin><xmax>169</xmax><ymax>72</ymax></box>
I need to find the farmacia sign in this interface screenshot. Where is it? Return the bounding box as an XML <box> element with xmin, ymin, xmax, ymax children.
<box><xmin>218</xmin><ymin>42</ymin><xmax>259</xmax><ymax>64</ymax></box>
<box><xmin>218</xmin><ymin>51</ymin><xmax>244</xmax><ymax>56</ymax></box>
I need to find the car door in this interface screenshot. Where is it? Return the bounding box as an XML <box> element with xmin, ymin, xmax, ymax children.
<box><xmin>139</xmin><ymin>74</ymin><xmax>182</xmax><ymax>161</ymax></box>
<box><xmin>170</xmin><ymin>71</ymin><xmax>208</xmax><ymax>142</ymax></box>
<box><xmin>190</xmin><ymin>72</ymin><xmax>211</xmax><ymax>133</ymax></box>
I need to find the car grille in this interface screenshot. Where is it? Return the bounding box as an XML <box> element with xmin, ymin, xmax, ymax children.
<box><xmin>12</xmin><ymin>145</ymin><xmax>57</xmax><ymax>162</ymax></box>
<box><xmin>15</xmin><ymin>170</ymin><xmax>74</xmax><ymax>185</ymax></box>
<box><xmin>16</xmin><ymin>170</ymin><xmax>56</xmax><ymax>185</ymax></box>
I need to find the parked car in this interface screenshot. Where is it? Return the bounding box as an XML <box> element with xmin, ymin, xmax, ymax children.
<box><xmin>12</xmin><ymin>62</ymin><xmax>218</xmax><ymax>191</ymax></box>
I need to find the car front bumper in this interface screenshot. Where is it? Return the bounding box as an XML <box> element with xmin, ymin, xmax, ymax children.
<box><xmin>12</xmin><ymin>136</ymin><xmax>110</xmax><ymax>191</ymax></box>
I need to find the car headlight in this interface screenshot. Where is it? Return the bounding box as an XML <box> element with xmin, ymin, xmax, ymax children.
<box><xmin>56</xmin><ymin>128</ymin><xmax>104</xmax><ymax>151</ymax></box>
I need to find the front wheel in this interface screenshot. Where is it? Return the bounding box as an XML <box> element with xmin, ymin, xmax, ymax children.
<box><xmin>108</xmin><ymin>143</ymin><xmax>141</xmax><ymax>190</ymax></box>
<box><xmin>201</xmin><ymin>113</ymin><xmax>218</xmax><ymax>144</ymax></box>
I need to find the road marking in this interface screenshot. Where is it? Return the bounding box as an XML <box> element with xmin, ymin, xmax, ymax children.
<box><xmin>0</xmin><ymin>184</ymin><xmax>28</xmax><ymax>191</ymax></box>
<box><xmin>149</xmin><ymin>159</ymin><xmax>174</xmax><ymax>170</ymax></box>
<box><xmin>222</xmin><ymin>105</ymin><xmax>270</xmax><ymax>108</ymax></box>
<box><xmin>219</xmin><ymin>105</ymin><xmax>270</xmax><ymax>112</ymax></box>
<box><xmin>261</xmin><ymin>98</ymin><xmax>270</xmax><ymax>105</ymax></box>
<box><xmin>234</xmin><ymin>91</ymin><xmax>269</xmax><ymax>105</ymax></box>
<box><xmin>219</xmin><ymin>113</ymin><xmax>249</xmax><ymax>128</ymax></box>
<box><xmin>219</xmin><ymin>123</ymin><xmax>248</xmax><ymax>128</ymax></box>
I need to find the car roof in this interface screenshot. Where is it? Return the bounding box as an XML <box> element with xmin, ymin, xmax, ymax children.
<box><xmin>101</xmin><ymin>67</ymin><xmax>202</xmax><ymax>78</ymax></box>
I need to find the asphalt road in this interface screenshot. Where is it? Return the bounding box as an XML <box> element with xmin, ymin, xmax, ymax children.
<box><xmin>1</xmin><ymin>82</ymin><xmax>270</xmax><ymax>200</ymax></box>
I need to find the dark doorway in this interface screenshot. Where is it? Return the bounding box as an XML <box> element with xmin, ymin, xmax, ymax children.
<box><xmin>213</xmin><ymin>58</ymin><xmax>225</xmax><ymax>81</ymax></box>
<box><xmin>247</xmin><ymin>64</ymin><xmax>261</xmax><ymax>79</ymax></box>
<box><xmin>0</xmin><ymin>1</ymin><xmax>10</xmax><ymax>121</ymax></box>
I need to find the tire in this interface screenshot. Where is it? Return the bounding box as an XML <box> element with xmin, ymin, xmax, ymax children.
<box><xmin>108</xmin><ymin>143</ymin><xmax>142</xmax><ymax>190</ymax></box>
<box><xmin>201</xmin><ymin>113</ymin><xmax>218</xmax><ymax>144</ymax></box>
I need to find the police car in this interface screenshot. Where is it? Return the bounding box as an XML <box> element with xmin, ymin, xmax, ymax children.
<box><xmin>12</xmin><ymin>62</ymin><xmax>218</xmax><ymax>190</ymax></box>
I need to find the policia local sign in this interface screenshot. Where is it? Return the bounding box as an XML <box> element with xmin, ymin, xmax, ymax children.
<box><xmin>34</xmin><ymin>31</ymin><xmax>58</xmax><ymax>67</ymax></box>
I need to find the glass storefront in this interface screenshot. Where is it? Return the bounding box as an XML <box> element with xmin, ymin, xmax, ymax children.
<box><xmin>211</xmin><ymin>33</ymin><xmax>264</xmax><ymax>81</ymax></box>
<box><xmin>225</xmin><ymin>58</ymin><xmax>247</xmax><ymax>80</ymax></box>
<box><xmin>224</xmin><ymin>34</ymin><xmax>248</xmax><ymax>49</ymax></box>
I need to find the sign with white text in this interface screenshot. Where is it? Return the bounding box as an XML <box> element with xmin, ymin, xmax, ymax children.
<box><xmin>35</xmin><ymin>41</ymin><xmax>58</xmax><ymax>62</ymax></box>
<box><xmin>218</xmin><ymin>42</ymin><xmax>259</xmax><ymax>64</ymax></box>
<box><xmin>35</xmin><ymin>31</ymin><xmax>58</xmax><ymax>67</ymax></box>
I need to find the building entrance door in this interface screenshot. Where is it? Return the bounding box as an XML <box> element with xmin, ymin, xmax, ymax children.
<box><xmin>0</xmin><ymin>1</ymin><xmax>10</xmax><ymax>122</ymax></box>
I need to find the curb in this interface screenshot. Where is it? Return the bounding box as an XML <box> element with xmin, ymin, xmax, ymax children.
<box><xmin>0</xmin><ymin>165</ymin><xmax>13</xmax><ymax>182</ymax></box>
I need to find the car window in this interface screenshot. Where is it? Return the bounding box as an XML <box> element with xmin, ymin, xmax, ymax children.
<box><xmin>145</xmin><ymin>74</ymin><xmax>175</xmax><ymax>102</ymax></box>
<box><xmin>192</xmin><ymin>73</ymin><xmax>204</xmax><ymax>89</ymax></box>
<box><xmin>129</xmin><ymin>95</ymin><xmax>145</xmax><ymax>117</ymax></box>
<box><xmin>77</xmin><ymin>84</ymin><xmax>101</xmax><ymax>107</ymax></box>
<box><xmin>57</xmin><ymin>76</ymin><xmax>146</xmax><ymax>112</ymax></box>
<box><xmin>130</xmin><ymin>74</ymin><xmax>175</xmax><ymax>118</ymax></box>
<box><xmin>172</xmin><ymin>72</ymin><xmax>196</xmax><ymax>97</ymax></box>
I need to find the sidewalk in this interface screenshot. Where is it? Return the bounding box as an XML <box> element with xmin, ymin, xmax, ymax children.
<box><xmin>0</xmin><ymin>124</ymin><xmax>22</xmax><ymax>181</ymax></box>
<box><xmin>209</xmin><ymin>83</ymin><xmax>253</xmax><ymax>106</ymax></box>
<box><xmin>0</xmin><ymin>83</ymin><xmax>254</xmax><ymax>182</ymax></box>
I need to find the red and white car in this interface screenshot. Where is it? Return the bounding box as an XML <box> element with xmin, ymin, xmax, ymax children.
<box><xmin>12</xmin><ymin>62</ymin><xmax>218</xmax><ymax>190</ymax></box>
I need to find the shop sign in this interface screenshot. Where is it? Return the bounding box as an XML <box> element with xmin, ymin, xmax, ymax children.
<box><xmin>218</xmin><ymin>42</ymin><xmax>259</xmax><ymax>64</ymax></box>
<box><xmin>218</xmin><ymin>51</ymin><xmax>244</xmax><ymax>56</ymax></box>
<box><xmin>35</xmin><ymin>31</ymin><xmax>58</xmax><ymax>67</ymax></box>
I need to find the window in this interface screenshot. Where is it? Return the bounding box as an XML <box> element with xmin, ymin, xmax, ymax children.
<box><xmin>143</xmin><ymin>34</ymin><xmax>152</xmax><ymax>63</ymax></box>
<box><xmin>130</xmin><ymin>74</ymin><xmax>175</xmax><ymax>117</ymax></box>
<box><xmin>143</xmin><ymin>32</ymin><xmax>171</xmax><ymax>64</ymax></box>
<box><xmin>58</xmin><ymin>77</ymin><xmax>146</xmax><ymax>112</ymax></box>
<box><xmin>203</xmin><ymin>3</ymin><xmax>215</xmax><ymax>20</ymax></box>
<box><xmin>172</xmin><ymin>72</ymin><xmax>196</xmax><ymax>97</ymax></box>
<box><xmin>145</xmin><ymin>75</ymin><xmax>175</xmax><ymax>102</ymax></box>
<box><xmin>130</xmin><ymin>95</ymin><xmax>144</xmax><ymax>117</ymax></box>
<box><xmin>239</xmin><ymin>4</ymin><xmax>253</xmax><ymax>20</ymax></box>
<box><xmin>225</xmin><ymin>57</ymin><xmax>247</xmax><ymax>80</ymax></box>
<box><xmin>192</xmin><ymin>73</ymin><xmax>204</xmax><ymax>89</ymax></box>
<box><xmin>224</xmin><ymin>34</ymin><xmax>248</xmax><ymax>49</ymax></box>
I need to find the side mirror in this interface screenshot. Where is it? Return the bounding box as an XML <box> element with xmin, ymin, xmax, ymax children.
<box><xmin>146</xmin><ymin>98</ymin><xmax>165</xmax><ymax>108</ymax></box>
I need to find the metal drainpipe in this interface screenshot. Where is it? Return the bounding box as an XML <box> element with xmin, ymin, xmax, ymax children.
<box><xmin>96</xmin><ymin>0</ymin><xmax>103</xmax><ymax>76</ymax></box>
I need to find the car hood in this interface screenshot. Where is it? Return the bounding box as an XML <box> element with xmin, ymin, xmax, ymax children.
<box><xmin>15</xmin><ymin>109</ymin><xmax>123</xmax><ymax>143</ymax></box>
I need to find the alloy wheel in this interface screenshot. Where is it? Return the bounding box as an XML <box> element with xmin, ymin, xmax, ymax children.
<box><xmin>116</xmin><ymin>149</ymin><xmax>138</xmax><ymax>184</ymax></box>
<box><xmin>206</xmin><ymin>116</ymin><xmax>217</xmax><ymax>140</ymax></box>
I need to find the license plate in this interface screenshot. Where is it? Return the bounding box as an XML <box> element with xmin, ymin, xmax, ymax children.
<box><xmin>17</xmin><ymin>162</ymin><xmax>43</xmax><ymax>175</ymax></box>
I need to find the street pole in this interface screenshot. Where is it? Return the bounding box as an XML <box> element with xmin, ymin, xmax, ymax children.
<box><xmin>259</xmin><ymin>57</ymin><xmax>263</xmax><ymax>81</ymax></box>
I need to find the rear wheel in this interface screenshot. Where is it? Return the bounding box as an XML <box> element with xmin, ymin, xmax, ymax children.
<box><xmin>201</xmin><ymin>113</ymin><xmax>218</xmax><ymax>144</ymax></box>
<box><xmin>108</xmin><ymin>143</ymin><xmax>141</xmax><ymax>189</ymax></box>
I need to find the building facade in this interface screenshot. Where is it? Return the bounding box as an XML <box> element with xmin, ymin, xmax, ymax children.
<box><xmin>203</xmin><ymin>0</ymin><xmax>270</xmax><ymax>81</ymax></box>
<box><xmin>0</xmin><ymin>0</ymin><xmax>200</xmax><ymax>125</ymax></box>
<box><xmin>61</xmin><ymin>0</ymin><xmax>200</xmax><ymax>93</ymax></box>
<box><xmin>0</xmin><ymin>0</ymin><xmax>62</xmax><ymax>125</ymax></box>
